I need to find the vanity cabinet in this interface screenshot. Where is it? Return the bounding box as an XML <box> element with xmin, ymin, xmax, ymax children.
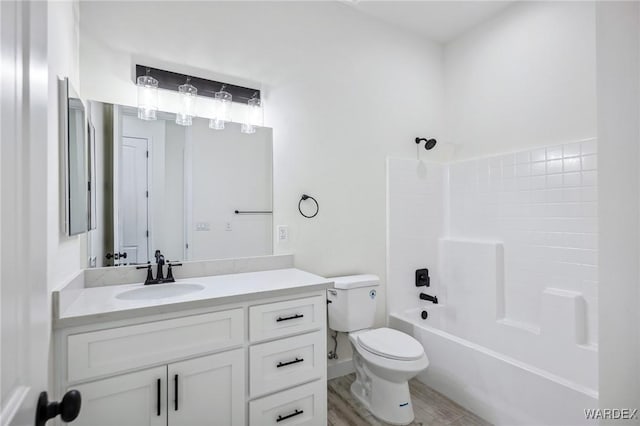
<box><xmin>55</xmin><ymin>289</ymin><xmax>328</xmax><ymax>426</ymax></box>
<box><xmin>71</xmin><ymin>366</ymin><xmax>167</xmax><ymax>426</ymax></box>
<box><xmin>72</xmin><ymin>349</ymin><xmax>245</xmax><ymax>426</ymax></box>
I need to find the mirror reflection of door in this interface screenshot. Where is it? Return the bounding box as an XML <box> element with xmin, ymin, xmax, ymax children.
<box><xmin>119</xmin><ymin>136</ymin><xmax>150</xmax><ymax>264</ymax></box>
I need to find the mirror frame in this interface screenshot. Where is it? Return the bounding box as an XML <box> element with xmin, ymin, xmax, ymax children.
<box><xmin>59</xmin><ymin>76</ymin><xmax>89</xmax><ymax>236</ymax></box>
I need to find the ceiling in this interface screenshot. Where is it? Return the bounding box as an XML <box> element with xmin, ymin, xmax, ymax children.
<box><xmin>344</xmin><ymin>1</ymin><xmax>515</xmax><ymax>43</ymax></box>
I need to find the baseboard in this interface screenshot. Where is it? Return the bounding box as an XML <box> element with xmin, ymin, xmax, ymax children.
<box><xmin>328</xmin><ymin>357</ymin><xmax>354</xmax><ymax>380</ymax></box>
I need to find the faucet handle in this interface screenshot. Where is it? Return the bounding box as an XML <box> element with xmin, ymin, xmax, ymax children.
<box><xmin>136</xmin><ymin>263</ymin><xmax>154</xmax><ymax>284</ymax></box>
<box><xmin>166</xmin><ymin>262</ymin><xmax>182</xmax><ymax>282</ymax></box>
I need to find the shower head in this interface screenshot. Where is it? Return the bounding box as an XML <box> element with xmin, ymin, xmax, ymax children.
<box><xmin>415</xmin><ymin>137</ymin><xmax>437</xmax><ymax>150</ymax></box>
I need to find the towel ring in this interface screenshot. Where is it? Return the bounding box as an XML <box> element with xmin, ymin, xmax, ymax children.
<box><xmin>298</xmin><ymin>194</ymin><xmax>319</xmax><ymax>218</ymax></box>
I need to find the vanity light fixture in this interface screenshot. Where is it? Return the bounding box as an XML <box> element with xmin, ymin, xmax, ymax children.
<box><xmin>136</xmin><ymin>71</ymin><xmax>159</xmax><ymax>121</ymax></box>
<box><xmin>134</xmin><ymin>65</ymin><xmax>262</xmax><ymax>131</ymax></box>
<box><xmin>241</xmin><ymin>94</ymin><xmax>262</xmax><ymax>134</ymax></box>
<box><xmin>176</xmin><ymin>78</ymin><xmax>197</xmax><ymax>126</ymax></box>
<box><xmin>209</xmin><ymin>87</ymin><xmax>232</xmax><ymax>130</ymax></box>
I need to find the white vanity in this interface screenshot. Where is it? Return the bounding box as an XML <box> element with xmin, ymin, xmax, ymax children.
<box><xmin>53</xmin><ymin>260</ymin><xmax>331</xmax><ymax>426</ymax></box>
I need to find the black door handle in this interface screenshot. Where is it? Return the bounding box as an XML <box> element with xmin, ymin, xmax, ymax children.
<box><xmin>35</xmin><ymin>390</ymin><xmax>81</xmax><ymax>426</ymax></box>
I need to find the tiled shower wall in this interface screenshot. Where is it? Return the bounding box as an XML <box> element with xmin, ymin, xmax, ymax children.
<box><xmin>448</xmin><ymin>139</ymin><xmax>598</xmax><ymax>345</ymax></box>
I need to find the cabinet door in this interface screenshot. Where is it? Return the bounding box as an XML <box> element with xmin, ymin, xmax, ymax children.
<box><xmin>72</xmin><ymin>366</ymin><xmax>167</xmax><ymax>426</ymax></box>
<box><xmin>168</xmin><ymin>348</ymin><xmax>245</xmax><ymax>426</ymax></box>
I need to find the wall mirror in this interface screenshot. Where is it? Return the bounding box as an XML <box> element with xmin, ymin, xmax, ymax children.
<box><xmin>59</xmin><ymin>77</ymin><xmax>89</xmax><ymax>236</ymax></box>
<box><xmin>87</xmin><ymin>101</ymin><xmax>273</xmax><ymax>267</ymax></box>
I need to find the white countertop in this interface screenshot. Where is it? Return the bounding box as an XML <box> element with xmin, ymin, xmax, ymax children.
<box><xmin>56</xmin><ymin>268</ymin><xmax>332</xmax><ymax>328</ymax></box>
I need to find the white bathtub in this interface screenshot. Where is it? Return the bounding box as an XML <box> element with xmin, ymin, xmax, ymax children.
<box><xmin>389</xmin><ymin>307</ymin><xmax>598</xmax><ymax>426</ymax></box>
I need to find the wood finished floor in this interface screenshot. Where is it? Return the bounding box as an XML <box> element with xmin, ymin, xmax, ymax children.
<box><xmin>327</xmin><ymin>374</ymin><xmax>491</xmax><ymax>426</ymax></box>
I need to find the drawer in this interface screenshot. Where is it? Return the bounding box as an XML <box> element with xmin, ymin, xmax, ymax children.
<box><xmin>67</xmin><ymin>309</ymin><xmax>244</xmax><ymax>382</ymax></box>
<box><xmin>249</xmin><ymin>331</ymin><xmax>324</xmax><ymax>397</ymax></box>
<box><xmin>249</xmin><ymin>295</ymin><xmax>325</xmax><ymax>342</ymax></box>
<box><xmin>249</xmin><ymin>380</ymin><xmax>326</xmax><ymax>426</ymax></box>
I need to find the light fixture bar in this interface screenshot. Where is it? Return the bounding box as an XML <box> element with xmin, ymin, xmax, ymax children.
<box><xmin>134</xmin><ymin>65</ymin><xmax>260</xmax><ymax>103</ymax></box>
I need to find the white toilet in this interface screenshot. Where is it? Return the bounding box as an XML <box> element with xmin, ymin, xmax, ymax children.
<box><xmin>327</xmin><ymin>274</ymin><xmax>429</xmax><ymax>425</ymax></box>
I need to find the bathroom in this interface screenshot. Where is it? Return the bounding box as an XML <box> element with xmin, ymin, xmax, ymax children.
<box><xmin>1</xmin><ymin>1</ymin><xmax>638</xmax><ymax>425</ymax></box>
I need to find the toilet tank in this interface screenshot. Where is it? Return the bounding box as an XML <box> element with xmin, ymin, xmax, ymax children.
<box><xmin>327</xmin><ymin>274</ymin><xmax>380</xmax><ymax>332</ymax></box>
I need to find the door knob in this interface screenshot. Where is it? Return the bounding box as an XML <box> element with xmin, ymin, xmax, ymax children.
<box><xmin>35</xmin><ymin>390</ymin><xmax>81</xmax><ymax>426</ymax></box>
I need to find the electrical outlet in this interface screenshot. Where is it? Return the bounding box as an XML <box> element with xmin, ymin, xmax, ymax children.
<box><xmin>225</xmin><ymin>222</ymin><xmax>232</xmax><ymax>231</ymax></box>
<box><xmin>277</xmin><ymin>225</ymin><xmax>289</xmax><ymax>242</ymax></box>
<box><xmin>195</xmin><ymin>222</ymin><xmax>210</xmax><ymax>231</ymax></box>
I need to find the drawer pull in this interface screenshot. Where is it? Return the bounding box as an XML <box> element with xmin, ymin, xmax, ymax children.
<box><xmin>276</xmin><ymin>409</ymin><xmax>304</xmax><ymax>422</ymax></box>
<box><xmin>174</xmin><ymin>374</ymin><xmax>179</xmax><ymax>411</ymax></box>
<box><xmin>276</xmin><ymin>357</ymin><xmax>304</xmax><ymax>368</ymax></box>
<box><xmin>156</xmin><ymin>378</ymin><xmax>161</xmax><ymax>416</ymax></box>
<box><xmin>276</xmin><ymin>313</ymin><xmax>304</xmax><ymax>322</ymax></box>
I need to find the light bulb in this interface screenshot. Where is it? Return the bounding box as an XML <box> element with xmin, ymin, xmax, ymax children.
<box><xmin>176</xmin><ymin>82</ymin><xmax>197</xmax><ymax>126</ymax></box>
<box><xmin>241</xmin><ymin>97</ymin><xmax>262</xmax><ymax>134</ymax></box>
<box><xmin>209</xmin><ymin>90</ymin><xmax>232</xmax><ymax>130</ymax></box>
<box><xmin>136</xmin><ymin>75</ymin><xmax>158</xmax><ymax>121</ymax></box>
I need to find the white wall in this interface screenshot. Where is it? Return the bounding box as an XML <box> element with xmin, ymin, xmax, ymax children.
<box><xmin>444</xmin><ymin>1</ymin><xmax>597</xmax><ymax>160</ymax></box>
<box><xmin>79</xmin><ymin>1</ymin><xmax>445</xmax><ymax>361</ymax></box>
<box><xmin>48</xmin><ymin>0</ymin><xmax>86</xmax><ymax>290</ymax></box>
<box><xmin>596</xmin><ymin>2</ymin><xmax>640</xmax><ymax>419</ymax></box>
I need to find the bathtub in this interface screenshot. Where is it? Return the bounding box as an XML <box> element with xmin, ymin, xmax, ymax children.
<box><xmin>389</xmin><ymin>307</ymin><xmax>598</xmax><ymax>426</ymax></box>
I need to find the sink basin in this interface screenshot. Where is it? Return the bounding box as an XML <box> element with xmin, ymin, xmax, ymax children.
<box><xmin>116</xmin><ymin>283</ymin><xmax>205</xmax><ymax>301</ymax></box>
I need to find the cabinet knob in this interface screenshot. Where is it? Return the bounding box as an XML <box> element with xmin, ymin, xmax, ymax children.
<box><xmin>35</xmin><ymin>390</ymin><xmax>81</xmax><ymax>426</ymax></box>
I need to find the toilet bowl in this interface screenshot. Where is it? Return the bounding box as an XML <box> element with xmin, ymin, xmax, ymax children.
<box><xmin>348</xmin><ymin>328</ymin><xmax>429</xmax><ymax>425</ymax></box>
<box><xmin>326</xmin><ymin>275</ymin><xmax>429</xmax><ymax>425</ymax></box>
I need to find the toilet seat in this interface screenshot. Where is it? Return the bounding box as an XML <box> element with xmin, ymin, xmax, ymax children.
<box><xmin>357</xmin><ymin>328</ymin><xmax>424</xmax><ymax>361</ymax></box>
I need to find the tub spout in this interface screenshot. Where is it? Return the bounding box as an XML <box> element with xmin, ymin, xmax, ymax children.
<box><xmin>420</xmin><ymin>293</ymin><xmax>438</xmax><ymax>304</ymax></box>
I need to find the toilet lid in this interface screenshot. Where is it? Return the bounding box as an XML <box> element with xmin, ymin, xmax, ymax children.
<box><xmin>357</xmin><ymin>328</ymin><xmax>424</xmax><ymax>361</ymax></box>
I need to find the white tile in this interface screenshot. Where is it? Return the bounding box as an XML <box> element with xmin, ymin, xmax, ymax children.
<box><xmin>516</xmin><ymin>151</ymin><xmax>531</xmax><ymax>164</ymax></box>
<box><xmin>502</xmin><ymin>153</ymin><xmax>516</xmax><ymax>166</ymax></box>
<box><xmin>563</xmin><ymin>142</ymin><xmax>581</xmax><ymax>158</ymax></box>
<box><xmin>546</xmin><ymin>174</ymin><xmax>563</xmax><ymax>189</ymax></box>
<box><xmin>581</xmin><ymin>187</ymin><xmax>598</xmax><ymax>202</ymax></box>
<box><xmin>531</xmin><ymin>161</ymin><xmax>546</xmax><ymax>176</ymax></box>
<box><xmin>582</xmin><ymin>171</ymin><xmax>597</xmax><ymax>187</ymax></box>
<box><xmin>531</xmin><ymin>148</ymin><xmax>546</xmax><ymax>162</ymax></box>
<box><xmin>581</xmin><ymin>154</ymin><xmax>597</xmax><ymax>171</ymax></box>
<box><xmin>563</xmin><ymin>157</ymin><xmax>581</xmax><ymax>173</ymax></box>
<box><xmin>563</xmin><ymin>172</ymin><xmax>581</xmax><ymax>187</ymax></box>
<box><xmin>547</xmin><ymin>159</ymin><xmax>563</xmax><ymax>174</ymax></box>
<box><xmin>546</xmin><ymin>146</ymin><xmax>563</xmax><ymax>160</ymax></box>
<box><xmin>581</xmin><ymin>139</ymin><xmax>598</xmax><ymax>155</ymax></box>
<box><xmin>531</xmin><ymin>176</ymin><xmax>546</xmax><ymax>190</ymax></box>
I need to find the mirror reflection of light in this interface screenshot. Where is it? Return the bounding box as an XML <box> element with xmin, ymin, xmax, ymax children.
<box><xmin>176</xmin><ymin>82</ymin><xmax>197</xmax><ymax>126</ymax></box>
<box><xmin>241</xmin><ymin>97</ymin><xmax>262</xmax><ymax>134</ymax></box>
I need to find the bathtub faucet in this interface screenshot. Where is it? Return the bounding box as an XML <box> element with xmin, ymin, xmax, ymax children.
<box><xmin>420</xmin><ymin>293</ymin><xmax>438</xmax><ymax>304</ymax></box>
